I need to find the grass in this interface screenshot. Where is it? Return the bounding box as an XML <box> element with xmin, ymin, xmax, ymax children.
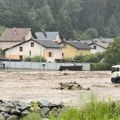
<box><xmin>20</xmin><ymin>112</ymin><xmax>42</xmax><ymax>120</ymax></box>
<box><xmin>20</xmin><ymin>95</ymin><xmax>120</xmax><ymax>120</ymax></box>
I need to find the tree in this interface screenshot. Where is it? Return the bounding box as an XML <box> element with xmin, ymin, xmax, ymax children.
<box><xmin>35</xmin><ymin>5</ymin><xmax>55</xmax><ymax>31</ymax></box>
<box><xmin>108</xmin><ymin>15</ymin><xmax>119</xmax><ymax>37</ymax></box>
<box><xmin>104</xmin><ymin>36</ymin><xmax>120</xmax><ymax>67</ymax></box>
<box><xmin>57</xmin><ymin>0</ymin><xmax>82</xmax><ymax>39</ymax></box>
<box><xmin>85</xmin><ymin>28</ymin><xmax>98</xmax><ymax>39</ymax></box>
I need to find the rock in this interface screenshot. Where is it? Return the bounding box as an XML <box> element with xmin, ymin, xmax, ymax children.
<box><xmin>41</xmin><ymin>107</ymin><xmax>50</xmax><ymax>118</ymax></box>
<box><xmin>10</xmin><ymin>108</ymin><xmax>21</xmax><ymax>115</ymax></box>
<box><xmin>21</xmin><ymin>110</ymin><xmax>29</xmax><ymax>116</ymax></box>
<box><xmin>6</xmin><ymin>115</ymin><xmax>18</xmax><ymax>120</ymax></box>
<box><xmin>1</xmin><ymin>113</ymin><xmax>10</xmax><ymax>119</ymax></box>
<box><xmin>0</xmin><ymin>114</ymin><xmax>5</xmax><ymax>120</ymax></box>
<box><xmin>84</xmin><ymin>87</ymin><xmax>90</xmax><ymax>90</ymax></box>
<box><xmin>48</xmin><ymin>102</ymin><xmax>64</xmax><ymax>109</ymax></box>
<box><xmin>38</xmin><ymin>100</ymin><xmax>51</xmax><ymax>108</ymax></box>
<box><xmin>62</xmin><ymin>72</ymin><xmax>68</xmax><ymax>75</ymax></box>
<box><xmin>0</xmin><ymin>100</ymin><xmax>3</xmax><ymax>103</ymax></box>
<box><xmin>19</xmin><ymin>102</ymin><xmax>30</xmax><ymax>111</ymax></box>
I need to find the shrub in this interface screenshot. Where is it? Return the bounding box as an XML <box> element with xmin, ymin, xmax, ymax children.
<box><xmin>24</xmin><ymin>57</ymin><xmax>31</xmax><ymax>62</ymax></box>
<box><xmin>20</xmin><ymin>112</ymin><xmax>41</xmax><ymax>120</ymax></box>
<box><xmin>31</xmin><ymin>56</ymin><xmax>46</xmax><ymax>62</ymax></box>
<box><xmin>24</xmin><ymin>56</ymin><xmax>46</xmax><ymax>62</ymax></box>
<box><xmin>91</xmin><ymin>63</ymin><xmax>109</xmax><ymax>71</ymax></box>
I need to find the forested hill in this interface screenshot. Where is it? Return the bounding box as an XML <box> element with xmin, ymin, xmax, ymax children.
<box><xmin>0</xmin><ymin>0</ymin><xmax>120</xmax><ymax>40</ymax></box>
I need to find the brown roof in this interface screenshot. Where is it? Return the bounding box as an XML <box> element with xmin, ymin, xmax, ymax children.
<box><xmin>0</xmin><ymin>28</ymin><xmax>32</xmax><ymax>41</ymax></box>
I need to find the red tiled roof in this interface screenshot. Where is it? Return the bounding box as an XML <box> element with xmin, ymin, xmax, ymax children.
<box><xmin>0</xmin><ymin>28</ymin><xmax>31</xmax><ymax>41</ymax></box>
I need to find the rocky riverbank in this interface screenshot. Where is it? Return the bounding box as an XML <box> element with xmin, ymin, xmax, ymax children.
<box><xmin>0</xmin><ymin>99</ymin><xmax>64</xmax><ymax>120</ymax></box>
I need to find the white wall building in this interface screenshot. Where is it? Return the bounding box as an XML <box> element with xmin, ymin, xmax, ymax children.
<box><xmin>5</xmin><ymin>39</ymin><xmax>62</xmax><ymax>62</ymax></box>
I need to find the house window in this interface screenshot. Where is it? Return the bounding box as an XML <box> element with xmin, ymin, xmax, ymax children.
<box><xmin>19</xmin><ymin>55</ymin><xmax>23</xmax><ymax>60</ymax></box>
<box><xmin>93</xmin><ymin>46</ymin><xmax>96</xmax><ymax>49</ymax></box>
<box><xmin>31</xmin><ymin>42</ymin><xmax>34</xmax><ymax>47</ymax></box>
<box><xmin>19</xmin><ymin>47</ymin><xmax>23</xmax><ymax>51</ymax></box>
<box><xmin>62</xmin><ymin>53</ymin><xmax>64</xmax><ymax>57</ymax></box>
<box><xmin>29</xmin><ymin>51</ymin><xmax>31</xmax><ymax>56</ymax></box>
<box><xmin>48</xmin><ymin>52</ymin><xmax>52</xmax><ymax>57</ymax></box>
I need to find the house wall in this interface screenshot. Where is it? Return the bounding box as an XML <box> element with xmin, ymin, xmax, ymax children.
<box><xmin>44</xmin><ymin>48</ymin><xmax>62</xmax><ymax>62</ymax></box>
<box><xmin>5</xmin><ymin>40</ymin><xmax>62</xmax><ymax>62</ymax></box>
<box><xmin>62</xmin><ymin>44</ymin><xmax>90</xmax><ymax>59</ymax></box>
<box><xmin>0</xmin><ymin>41</ymin><xmax>20</xmax><ymax>50</ymax></box>
<box><xmin>53</xmin><ymin>35</ymin><xmax>62</xmax><ymax>43</ymax></box>
<box><xmin>5</xmin><ymin>40</ymin><xmax>45</xmax><ymax>60</ymax></box>
<box><xmin>89</xmin><ymin>44</ymin><xmax>105</xmax><ymax>54</ymax></box>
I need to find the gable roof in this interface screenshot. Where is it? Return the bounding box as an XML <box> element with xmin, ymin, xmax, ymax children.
<box><xmin>35</xmin><ymin>32</ymin><xmax>59</xmax><ymax>40</ymax></box>
<box><xmin>4</xmin><ymin>39</ymin><xmax>60</xmax><ymax>51</ymax></box>
<box><xmin>35</xmin><ymin>39</ymin><xmax>61</xmax><ymax>48</ymax></box>
<box><xmin>88</xmin><ymin>41</ymin><xmax>109</xmax><ymax>49</ymax></box>
<box><xmin>80</xmin><ymin>38</ymin><xmax>113</xmax><ymax>45</ymax></box>
<box><xmin>66</xmin><ymin>41</ymin><xmax>91</xmax><ymax>50</ymax></box>
<box><xmin>0</xmin><ymin>28</ymin><xmax>36</xmax><ymax>41</ymax></box>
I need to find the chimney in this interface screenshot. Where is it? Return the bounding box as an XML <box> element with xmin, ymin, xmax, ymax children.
<box><xmin>13</xmin><ymin>27</ymin><xmax>18</xmax><ymax>34</ymax></box>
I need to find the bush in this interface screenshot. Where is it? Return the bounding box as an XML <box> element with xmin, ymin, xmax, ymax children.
<box><xmin>24</xmin><ymin>56</ymin><xmax>46</xmax><ymax>62</ymax></box>
<box><xmin>91</xmin><ymin>63</ymin><xmax>109</xmax><ymax>71</ymax></box>
<box><xmin>31</xmin><ymin>56</ymin><xmax>46</xmax><ymax>62</ymax></box>
<box><xmin>24</xmin><ymin>57</ymin><xmax>31</xmax><ymax>62</ymax></box>
<box><xmin>74</xmin><ymin>52</ymin><xmax>105</xmax><ymax>63</ymax></box>
<box><xmin>20</xmin><ymin>112</ymin><xmax>41</xmax><ymax>120</ymax></box>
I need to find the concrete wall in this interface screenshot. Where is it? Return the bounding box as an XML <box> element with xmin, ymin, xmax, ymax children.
<box><xmin>3</xmin><ymin>61</ymin><xmax>90</xmax><ymax>71</ymax></box>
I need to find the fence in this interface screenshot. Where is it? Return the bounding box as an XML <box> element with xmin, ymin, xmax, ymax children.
<box><xmin>2</xmin><ymin>61</ymin><xmax>90</xmax><ymax>71</ymax></box>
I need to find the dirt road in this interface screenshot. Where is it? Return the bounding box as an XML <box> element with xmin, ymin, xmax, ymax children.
<box><xmin>0</xmin><ymin>70</ymin><xmax>119</xmax><ymax>106</ymax></box>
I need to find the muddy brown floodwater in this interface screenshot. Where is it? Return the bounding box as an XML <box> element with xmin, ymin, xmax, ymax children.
<box><xmin>0</xmin><ymin>70</ymin><xmax>120</xmax><ymax>106</ymax></box>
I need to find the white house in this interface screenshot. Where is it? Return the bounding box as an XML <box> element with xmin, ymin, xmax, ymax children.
<box><xmin>5</xmin><ymin>39</ymin><xmax>62</xmax><ymax>62</ymax></box>
<box><xmin>88</xmin><ymin>41</ymin><xmax>109</xmax><ymax>54</ymax></box>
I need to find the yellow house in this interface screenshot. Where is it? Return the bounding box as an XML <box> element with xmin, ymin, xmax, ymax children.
<box><xmin>61</xmin><ymin>41</ymin><xmax>91</xmax><ymax>59</ymax></box>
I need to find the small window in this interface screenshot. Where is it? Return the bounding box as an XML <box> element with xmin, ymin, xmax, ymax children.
<box><xmin>29</xmin><ymin>51</ymin><xmax>31</xmax><ymax>56</ymax></box>
<box><xmin>48</xmin><ymin>52</ymin><xmax>52</xmax><ymax>57</ymax></box>
<box><xmin>93</xmin><ymin>46</ymin><xmax>96</xmax><ymax>49</ymax></box>
<box><xmin>62</xmin><ymin>53</ymin><xmax>64</xmax><ymax>57</ymax></box>
<box><xmin>31</xmin><ymin>42</ymin><xmax>34</xmax><ymax>47</ymax></box>
<box><xmin>19</xmin><ymin>55</ymin><xmax>23</xmax><ymax>60</ymax></box>
<box><xmin>19</xmin><ymin>47</ymin><xmax>23</xmax><ymax>51</ymax></box>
